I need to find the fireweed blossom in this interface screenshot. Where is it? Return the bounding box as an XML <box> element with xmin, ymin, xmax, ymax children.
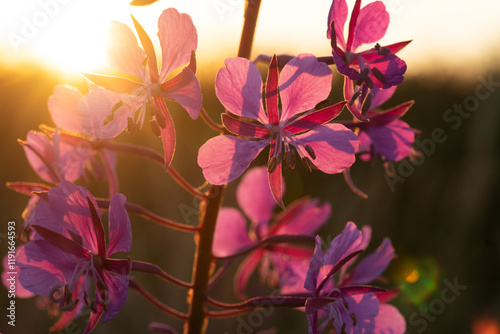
<box><xmin>278</xmin><ymin>222</ymin><xmax>405</xmax><ymax>333</ymax></box>
<box><xmin>328</xmin><ymin>0</ymin><xmax>410</xmax><ymax>94</ymax></box>
<box><xmin>343</xmin><ymin>82</ymin><xmax>415</xmax><ymax>162</ymax></box>
<box><xmin>212</xmin><ymin>167</ymin><xmax>331</xmax><ymax>298</ymax></box>
<box><xmin>82</xmin><ymin>8</ymin><xmax>202</xmax><ymax>168</ymax></box>
<box><xmin>198</xmin><ymin>54</ymin><xmax>358</xmax><ymax>207</ymax></box>
<box><xmin>17</xmin><ymin>180</ymin><xmax>132</xmax><ymax>334</ymax></box>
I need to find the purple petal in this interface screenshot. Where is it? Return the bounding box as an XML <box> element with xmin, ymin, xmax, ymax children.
<box><xmin>23</xmin><ymin>131</ymin><xmax>61</xmax><ymax>184</ymax></box>
<box><xmin>236</xmin><ymin>167</ymin><xmax>279</xmax><ymax>225</ymax></box>
<box><xmin>368</xmin><ymin>101</ymin><xmax>414</xmax><ymax>127</ymax></box>
<box><xmin>370</xmin><ymin>86</ymin><xmax>397</xmax><ymax>109</ymax></box>
<box><xmin>270</xmin><ymin>198</ymin><xmax>330</xmax><ymax>236</ymax></box>
<box><xmin>107</xmin><ymin>193</ymin><xmax>132</xmax><ymax>256</ymax></box>
<box><xmin>160</xmin><ymin>67</ymin><xmax>201</xmax><ymax>120</ymax></box>
<box><xmin>198</xmin><ymin>135</ymin><xmax>267</xmax><ymax>185</ymax></box>
<box><xmin>212</xmin><ymin>208</ymin><xmax>255</xmax><ymax>257</ymax></box>
<box><xmin>107</xmin><ymin>21</ymin><xmax>147</xmax><ymax>80</ymax></box>
<box><xmin>279</xmin><ymin>54</ymin><xmax>333</xmax><ymax>122</ymax></box>
<box><xmin>323</xmin><ymin>222</ymin><xmax>364</xmax><ymax>270</ymax></box>
<box><xmin>42</xmin><ymin>180</ymin><xmax>101</xmax><ymax>253</ymax></box>
<box><xmin>340</xmin><ymin>293</ymin><xmax>379</xmax><ymax>333</ymax></box>
<box><xmin>327</xmin><ymin>0</ymin><xmax>348</xmax><ymax>49</ymax></box>
<box><xmin>276</xmin><ymin>258</ymin><xmax>309</xmax><ymax>294</ymax></box>
<box><xmin>368</xmin><ymin>53</ymin><xmax>407</xmax><ymax>88</ymax></box>
<box><xmin>101</xmin><ymin>270</ymin><xmax>129</xmax><ymax>322</ymax></box>
<box><xmin>346</xmin><ymin>238</ymin><xmax>394</xmax><ymax>285</ymax></box>
<box><xmin>333</xmin><ymin>52</ymin><xmax>360</xmax><ymax>80</ymax></box>
<box><xmin>158</xmin><ymin>8</ymin><xmax>198</xmax><ymax>80</ymax></box>
<box><xmin>365</xmin><ymin>119</ymin><xmax>414</xmax><ymax>161</ymax></box>
<box><xmin>304</xmin><ymin>236</ymin><xmax>323</xmax><ymax>293</ymax></box>
<box><xmin>78</xmin><ymin>88</ymin><xmax>135</xmax><ymax>139</ymax></box>
<box><xmin>374</xmin><ymin>304</ymin><xmax>406</xmax><ymax>334</ymax></box>
<box><xmin>2</xmin><ymin>254</ymin><xmax>35</xmax><ymax>298</ymax></box>
<box><xmin>215</xmin><ymin>57</ymin><xmax>267</xmax><ymax>122</ymax></box>
<box><xmin>297</xmin><ymin>123</ymin><xmax>358</xmax><ymax>174</ymax></box>
<box><xmin>48</xmin><ymin>85</ymin><xmax>84</xmax><ymax>132</ymax></box>
<box><xmin>265</xmin><ymin>55</ymin><xmax>280</xmax><ymax>125</ymax></box>
<box><xmin>32</xmin><ymin>225</ymin><xmax>89</xmax><ymax>259</ymax></box>
<box><xmin>83</xmin><ymin>305</ymin><xmax>104</xmax><ymax>334</ymax></box>
<box><xmin>17</xmin><ymin>241</ymin><xmax>80</xmax><ymax>296</ymax></box>
<box><xmin>351</xmin><ymin>1</ymin><xmax>389</xmax><ymax>51</ymax></box>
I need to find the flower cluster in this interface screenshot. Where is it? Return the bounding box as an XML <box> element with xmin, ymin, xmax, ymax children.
<box><xmin>4</xmin><ymin>1</ymin><xmax>417</xmax><ymax>333</ymax></box>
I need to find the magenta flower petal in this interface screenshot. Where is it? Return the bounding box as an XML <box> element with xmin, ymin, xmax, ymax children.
<box><xmin>24</xmin><ymin>131</ymin><xmax>62</xmax><ymax>184</ymax></box>
<box><xmin>270</xmin><ymin>198</ymin><xmax>331</xmax><ymax>236</ymax></box>
<box><xmin>222</xmin><ymin>114</ymin><xmax>270</xmax><ymax>138</ymax></box>
<box><xmin>154</xmin><ymin>96</ymin><xmax>176</xmax><ymax>169</ymax></box>
<box><xmin>78</xmin><ymin>88</ymin><xmax>134</xmax><ymax>139</ymax></box>
<box><xmin>41</xmin><ymin>180</ymin><xmax>101</xmax><ymax>252</ymax></box>
<box><xmin>338</xmin><ymin>293</ymin><xmax>379</xmax><ymax>333</ymax></box>
<box><xmin>101</xmin><ymin>270</ymin><xmax>129</xmax><ymax>322</ymax></box>
<box><xmin>236</xmin><ymin>167</ymin><xmax>279</xmax><ymax>224</ymax></box>
<box><xmin>107</xmin><ymin>193</ymin><xmax>132</xmax><ymax>255</ymax></box>
<box><xmin>107</xmin><ymin>21</ymin><xmax>147</xmax><ymax>80</ymax></box>
<box><xmin>285</xmin><ymin>101</ymin><xmax>346</xmax><ymax>134</ymax></box>
<box><xmin>365</xmin><ymin>119</ymin><xmax>414</xmax><ymax>161</ymax></box>
<box><xmin>304</xmin><ymin>236</ymin><xmax>324</xmax><ymax>293</ymax></box>
<box><xmin>215</xmin><ymin>57</ymin><xmax>266</xmax><ymax>121</ymax></box>
<box><xmin>84</xmin><ymin>306</ymin><xmax>104</xmax><ymax>334</ymax></box>
<box><xmin>323</xmin><ymin>222</ymin><xmax>364</xmax><ymax>270</ymax></box>
<box><xmin>234</xmin><ymin>250</ymin><xmax>263</xmax><ymax>299</ymax></box>
<box><xmin>279</xmin><ymin>54</ymin><xmax>333</xmax><ymax>122</ymax></box>
<box><xmin>297</xmin><ymin>123</ymin><xmax>358</xmax><ymax>174</ymax></box>
<box><xmin>374</xmin><ymin>304</ymin><xmax>406</xmax><ymax>334</ymax></box>
<box><xmin>48</xmin><ymin>85</ymin><xmax>84</xmax><ymax>132</ymax></box>
<box><xmin>268</xmin><ymin>161</ymin><xmax>284</xmax><ymax>209</ymax></box>
<box><xmin>2</xmin><ymin>255</ymin><xmax>35</xmax><ymax>298</ymax></box>
<box><xmin>346</xmin><ymin>238</ymin><xmax>394</xmax><ymax>285</ymax></box>
<box><xmin>332</xmin><ymin>52</ymin><xmax>360</xmax><ymax>80</ymax></box>
<box><xmin>212</xmin><ymin>208</ymin><xmax>255</xmax><ymax>257</ymax></box>
<box><xmin>198</xmin><ymin>135</ymin><xmax>267</xmax><ymax>185</ymax></box>
<box><xmin>17</xmin><ymin>241</ymin><xmax>79</xmax><ymax>296</ymax></box>
<box><xmin>160</xmin><ymin>67</ymin><xmax>201</xmax><ymax>119</ymax></box>
<box><xmin>351</xmin><ymin>1</ymin><xmax>389</xmax><ymax>51</ymax></box>
<box><xmin>369</xmin><ymin>53</ymin><xmax>407</xmax><ymax>88</ymax></box>
<box><xmin>327</xmin><ymin>0</ymin><xmax>348</xmax><ymax>48</ymax></box>
<box><xmin>158</xmin><ymin>8</ymin><xmax>198</xmax><ymax>80</ymax></box>
<box><xmin>370</xmin><ymin>86</ymin><xmax>397</xmax><ymax>109</ymax></box>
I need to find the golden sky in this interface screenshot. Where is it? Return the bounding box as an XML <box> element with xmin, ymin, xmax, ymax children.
<box><xmin>0</xmin><ymin>0</ymin><xmax>498</xmax><ymax>77</ymax></box>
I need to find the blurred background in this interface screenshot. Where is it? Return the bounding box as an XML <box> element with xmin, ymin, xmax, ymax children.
<box><xmin>0</xmin><ymin>0</ymin><xmax>499</xmax><ymax>333</ymax></box>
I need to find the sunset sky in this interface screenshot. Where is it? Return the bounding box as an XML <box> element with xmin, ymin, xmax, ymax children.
<box><xmin>0</xmin><ymin>0</ymin><xmax>499</xmax><ymax>77</ymax></box>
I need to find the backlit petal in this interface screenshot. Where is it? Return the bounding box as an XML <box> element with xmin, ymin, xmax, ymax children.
<box><xmin>212</xmin><ymin>208</ymin><xmax>255</xmax><ymax>257</ymax></box>
<box><xmin>351</xmin><ymin>1</ymin><xmax>389</xmax><ymax>51</ymax></box>
<box><xmin>107</xmin><ymin>193</ymin><xmax>132</xmax><ymax>255</ymax></box>
<box><xmin>48</xmin><ymin>85</ymin><xmax>83</xmax><ymax>132</ymax></box>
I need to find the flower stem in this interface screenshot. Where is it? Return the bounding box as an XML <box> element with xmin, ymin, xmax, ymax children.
<box><xmin>95</xmin><ymin>198</ymin><xmax>199</xmax><ymax>232</ymax></box>
<box><xmin>200</xmin><ymin>107</ymin><xmax>225</xmax><ymax>132</ymax></box>
<box><xmin>184</xmin><ymin>185</ymin><xmax>225</xmax><ymax>334</ymax></box>
<box><xmin>129</xmin><ymin>279</ymin><xmax>188</xmax><ymax>320</ymax></box>
<box><xmin>237</xmin><ymin>0</ymin><xmax>262</xmax><ymax>59</ymax></box>
<box><xmin>131</xmin><ymin>260</ymin><xmax>192</xmax><ymax>289</ymax></box>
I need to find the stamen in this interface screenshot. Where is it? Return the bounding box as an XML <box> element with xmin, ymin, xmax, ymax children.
<box><xmin>60</xmin><ymin>299</ymin><xmax>79</xmax><ymax>312</ymax></box>
<box><xmin>350</xmin><ymin>312</ymin><xmax>358</xmax><ymax>326</ymax></box>
<box><xmin>49</xmin><ymin>285</ymin><xmax>65</xmax><ymax>303</ymax></box>
<box><xmin>356</xmin><ymin>68</ymin><xmax>369</xmax><ymax>86</ymax></box>
<box><xmin>150</xmin><ymin>119</ymin><xmax>162</xmax><ymax>137</ymax></box>
<box><xmin>372</xmin><ymin>67</ymin><xmax>386</xmax><ymax>84</ymax></box>
<box><xmin>361</xmin><ymin>92</ymin><xmax>372</xmax><ymax>114</ymax></box>
<box><xmin>349</xmin><ymin>91</ymin><xmax>362</xmax><ymax>105</ymax></box>
<box><xmin>305</xmin><ymin>145</ymin><xmax>316</xmax><ymax>160</ymax></box>
<box><xmin>365</xmin><ymin>76</ymin><xmax>374</xmax><ymax>89</ymax></box>
<box><xmin>127</xmin><ymin>117</ymin><xmax>137</xmax><ymax>136</ymax></box>
<box><xmin>111</xmin><ymin>100</ymin><xmax>123</xmax><ymax>113</ymax></box>
<box><xmin>268</xmin><ymin>157</ymin><xmax>278</xmax><ymax>174</ymax></box>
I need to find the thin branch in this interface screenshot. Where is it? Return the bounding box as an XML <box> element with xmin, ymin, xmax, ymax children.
<box><xmin>205</xmin><ymin>308</ymin><xmax>253</xmax><ymax>319</ymax></box>
<box><xmin>205</xmin><ymin>295</ymin><xmax>308</xmax><ymax>310</ymax></box>
<box><xmin>129</xmin><ymin>279</ymin><xmax>188</xmax><ymax>320</ymax></box>
<box><xmin>98</xmin><ymin>140</ymin><xmax>205</xmax><ymax>199</ymax></box>
<box><xmin>95</xmin><ymin>198</ymin><xmax>199</xmax><ymax>232</ymax></box>
<box><xmin>200</xmin><ymin>107</ymin><xmax>224</xmax><ymax>132</ymax></box>
<box><xmin>207</xmin><ymin>259</ymin><xmax>235</xmax><ymax>290</ymax></box>
<box><xmin>132</xmin><ymin>260</ymin><xmax>192</xmax><ymax>289</ymax></box>
<box><xmin>213</xmin><ymin>234</ymin><xmax>316</xmax><ymax>260</ymax></box>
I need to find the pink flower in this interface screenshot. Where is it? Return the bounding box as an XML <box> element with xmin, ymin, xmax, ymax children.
<box><xmin>23</xmin><ymin>85</ymin><xmax>118</xmax><ymax>191</ymax></box>
<box><xmin>344</xmin><ymin>82</ymin><xmax>415</xmax><ymax>162</ymax></box>
<box><xmin>81</xmin><ymin>8</ymin><xmax>202</xmax><ymax>169</ymax></box>
<box><xmin>17</xmin><ymin>180</ymin><xmax>132</xmax><ymax>334</ymax></box>
<box><xmin>280</xmin><ymin>222</ymin><xmax>405</xmax><ymax>334</ymax></box>
<box><xmin>198</xmin><ymin>54</ymin><xmax>358</xmax><ymax>207</ymax></box>
<box><xmin>212</xmin><ymin>167</ymin><xmax>331</xmax><ymax>298</ymax></box>
<box><xmin>328</xmin><ymin>0</ymin><xmax>410</xmax><ymax>90</ymax></box>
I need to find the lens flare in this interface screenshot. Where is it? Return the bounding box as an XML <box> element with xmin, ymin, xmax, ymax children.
<box><xmin>473</xmin><ymin>315</ymin><xmax>500</xmax><ymax>334</ymax></box>
<box><xmin>391</xmin><ymin>256</ymin><xmax>440</xmax><ymax>304</ymax></box>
